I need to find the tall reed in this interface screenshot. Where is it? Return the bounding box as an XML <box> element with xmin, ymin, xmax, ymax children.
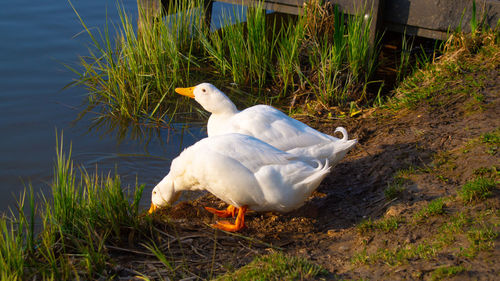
<box><xmin>70</xmin><ymin>0</ymin><xmax>384</xmax><ymax>124</ymax></box>
<box><xmin>69</xmin><ymin>1</ymin><xmax>206</xmax><ymax>126</ymax></box>
<box><xmin>306</xmin><ymin>3</ymin><xmax>379</xmax><ymax>105</ymax></box>
<box><xmin>274</xmin><ymin>15</ymin><xmax>306</xmax><ymax>98</ymax></box>
<box><xmin>0</xmin><ymin>133</ymin><xmax>148</xmax><ymax>279</ymax></box>
<box><xmin>346</xmin><ymin>8</ymin><xmax>377</xmax><ymax>83</ymax></box>
<box><xmin>396</xmin><ymin>30</ymin><xmax>414</xmax><ymax>84</ymax></box>
<box><xmin>0</xmin><ymin>215</ymin><xmax>27</xmax><ymax>280</ymax></box>
<box><xmin>199</xmin><ymin>1</ymin><xmax>276</xmax><ymax>88</ymax></box>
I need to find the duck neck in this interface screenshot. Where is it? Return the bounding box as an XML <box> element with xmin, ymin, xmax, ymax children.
<box><xmin>212</xmin><ymin>99</ymin><xmax>239</xmax><ymax>116</ymax></box>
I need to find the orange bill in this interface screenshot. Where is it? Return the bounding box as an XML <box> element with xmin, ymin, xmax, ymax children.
<box><xmin>175</xmin><ymin>86</ymin><xmax>196</xmax><ymax>98</ymax></box>
<box><xmin>148</xmin><ymin>203</ymin><xmax>158</xmax><ymax>214</ymax></box>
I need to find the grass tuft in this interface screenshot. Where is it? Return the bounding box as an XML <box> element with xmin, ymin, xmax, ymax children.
<box><xmin>430</xmin><ymin>265</ymin><xmax>466</xmax><ymax>281</ymax></box>
<box><xmin>351</xmin><ymin>242</ymin><xmax>438</xmax><ymax>266</ymax></box>
<box><xmin>357</xmin><ymin>216</ymin><xmax>403</xmax><ymax>234</ymax></box>
<box><xmin>459</xmin><ymin>177</ymin><xmax>497</xmax><ymax>203</ymax></box>
<box><xmin>463</xmin><ymin>226</ymin><xmax>499</xmax><ymax>256</ymax></box>
<box><xmin>414</xmin><ymin>197</ymin><xmax>446</xmax><ymax>221</ymax></box>
<box><xmin>0</xmin><ymin>132</ymin><xmax>149</xmax><ymax>279</ymax></box>
<box><xmin>384</xmin><ymin>182</ymin><xmax>405</xmax><ymax>200</ymax></box>
<box><xmin>481</xmin><ymin>128</ymin><xmax>499</xmax><ymax>155</ymax></box>
<box><xmin>215</xmin><ymin>252</ymin><xmax>327</xmax><ymax>281</ymax></box>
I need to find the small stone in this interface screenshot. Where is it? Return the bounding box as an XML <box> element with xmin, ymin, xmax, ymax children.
<box><xmin>404</xmin><ymin>237</ymin><xmax>414</xmax><ymax>244</ymax></box>
<box><xmin>327</xmin><ymin>229</ymin><xmax>337</xmax><ymax>236</ymax></box>
<box><xmin>385</xmin><ymin>205</ymin><xmax>402</xmax><ymax>217</ymax></box>
<box><xmin>338</xmin><ymin>245</ymin><xmax>349</xmax><ymax>252</ymax></box>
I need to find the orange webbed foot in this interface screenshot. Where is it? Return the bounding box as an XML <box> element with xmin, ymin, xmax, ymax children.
<box><xmin>211</xmin><ymin>220</ymin><xmax>243</xmax><ymax>232</ymax></box>
<box><xmin>209</xmin><ymin>206</ymin><xmax>248</xmax><ymax>232</ymax></box>
<box><xmin>204</xmin><ymin>205</ymin><xmax>237</xmax><ymax>218</ymax></box>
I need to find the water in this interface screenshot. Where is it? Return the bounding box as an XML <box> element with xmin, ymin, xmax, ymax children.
<box><xmin>0</xmin><ymin>0</ymin><xmax>245</xmax><ymax>214</ymax></box>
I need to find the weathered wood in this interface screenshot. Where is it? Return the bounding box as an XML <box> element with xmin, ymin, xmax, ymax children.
<box><xmin>217</xmin><ymin>0</ymin><xmax>305</xmax><ymax>15</ymax></box>
<box><xmin>382</xmin><ymin>0</ymin><xmax>500</xmax><ymax>40</ymax></box>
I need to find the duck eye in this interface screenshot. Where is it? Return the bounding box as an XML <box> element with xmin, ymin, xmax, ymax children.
<box><xmin>153</xmin><ymin>191</ymin><xmax>157</xmax><ymax>195</ymax></box>
<box><xmin>202</xmin><ymin>88</ymin><xmax>206</xmax><ymax>93</ymax></box>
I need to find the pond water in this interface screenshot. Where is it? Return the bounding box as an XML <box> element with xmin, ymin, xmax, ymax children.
<box><xmin>0</xmin><ymin>0</ymin><xmax>244</xmax><ymax>214</ymax></box>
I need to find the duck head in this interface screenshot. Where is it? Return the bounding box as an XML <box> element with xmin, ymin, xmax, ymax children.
<box><xmin>175</xmin><ymin>83</ymin><xmax>238</xmax><ymax>115</ymax></box>
<box><xmin>148</xmin><ymin>174</ymin><xmax>182</xmax><ymax>214</ymax></box>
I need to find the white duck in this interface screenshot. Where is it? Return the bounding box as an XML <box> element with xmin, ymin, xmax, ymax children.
<box><xmin>175</xmin><ymin>83</ymin><xmax>357</xmax><ymax>166</ymax></box>
<box><xmin>148</xmin><ymin>133</ymin><xmax>330</xmax><ymax>232</ymax></box>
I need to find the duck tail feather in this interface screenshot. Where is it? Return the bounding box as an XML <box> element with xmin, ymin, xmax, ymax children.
<box><xmin>301</xmin><ymin>158</ymin><xmax>330</xmax><ymax>191</ymax></box>
<box><xmin>334</xmin><ymin>127</ymin><xmax>348</xmax><ymax>141</ymax></box>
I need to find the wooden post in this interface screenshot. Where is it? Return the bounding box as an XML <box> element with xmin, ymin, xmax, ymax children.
<box><xmin>368</xmin><ymin>0</ymin><xmax>383</xmax><ymax>47</ymax></box>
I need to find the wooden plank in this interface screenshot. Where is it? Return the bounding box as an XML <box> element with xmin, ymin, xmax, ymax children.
<box><xmin>369</xmin><ymin>0</ymin><xmax>383</xmax><ymax>46</ymax></box>
<box><xmin>383</xmin><ymin>0</ymin><xmax>500</xmax><ymax>39</ymax></box>
<box><xmin>216</xmin><ymin>0</ymin><xmax>303</xmax><ymax>14</ymax></box>
<box><xmin>385</xmin><ymin>22</ymin><xmax>448</xmax><ymax>40</ymax></box>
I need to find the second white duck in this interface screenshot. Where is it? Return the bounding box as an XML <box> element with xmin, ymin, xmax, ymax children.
<box><xmin>149</xmin><ymin>133</ymin><xmax>330</xmax><ymax>232</ymax></box>
<box><xmin>175</xmin><ymin>83</ymin><xmax>357</xmax><ymax>166</ymax></box>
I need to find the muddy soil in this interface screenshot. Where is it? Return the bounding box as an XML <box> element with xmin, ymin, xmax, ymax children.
<box><xmin>117</xmin><ymin>50</ymin><xmax>499</xmax><ymax>280</ymax></box>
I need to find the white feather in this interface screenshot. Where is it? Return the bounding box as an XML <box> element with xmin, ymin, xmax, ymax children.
<box><xmin>151</xmin><ymin>134</ymin><xmax>330</xmax><ymax>213</ymax></box>
<box><xmin>181</xmin><ymin>83</ymin><xmax>357</xmax><ymax>166</ymax></box>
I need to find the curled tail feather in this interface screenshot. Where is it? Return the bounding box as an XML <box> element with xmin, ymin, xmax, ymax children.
<box><xmin>334</xmin><ymin>127</ymin><xmax>348</xmax><ymax>141</ymax></box>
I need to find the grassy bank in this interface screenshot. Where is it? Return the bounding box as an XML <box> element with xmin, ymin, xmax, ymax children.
<box><xmin>12</xmin><ymin>0</ymin><xmax>494</xmax><ymax>279</ymax></box>
<box><xmin>1</xmin><ymin>133</ymin><xmax>328</xmax><ymax>280</ymax></box>
<box><xmin>70</xmin><ymin>0</ymin><xmax>382</xmax><ymax>127</ymax></box>
<box><xmin>4</xmin><ymin>24</ymin><xmax>499</xmax><ymax>281</ymax></box>
<box><xmin>1</xmin><ymin>134</ymin><xmax>147</xmax><ymax>279</ymax></box>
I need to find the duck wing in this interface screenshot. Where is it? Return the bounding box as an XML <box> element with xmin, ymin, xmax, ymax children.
<box><xmin>230</xmin><ymin>105</ymin><xmax>335</xmax><ymax>152</ymax></box>
<box><xmin>198</xmin><ymin>133</ymin><xmax>316</xmax><ymax>173</ymax></box>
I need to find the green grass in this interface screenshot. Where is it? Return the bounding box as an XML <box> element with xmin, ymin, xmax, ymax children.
<box><xmin>384</xmin><ymin>182</ymin><xmax>405</xmax><ymax>200</ymax></box>
<box><xmin>430</xmin><ymin>265</ymin><xmax>466</xmax><ymax>281</ymax></box>
<box><xmin>199</xmin><ymin>2</ymin><xmax>277</xmax><ymax>89</ymax></box>
<box><xmin>396</xmin><ymin>30</ymin><xmax>414</xmax><ymax>84</ymax></box>
<box><xmin>474</xmin><ymin>166</ymin><xmax>499</xmax><ymax>177</ymax></box>
<box><xmin>70</xmin><ymin>1</ymin><xmax>385</xmax><ymax>127</ymax></box>
<box><xmin>459</xmin><ymin>177</ymin><xmax>497</xmax><ymax>203</ymax></box>
<box><xmin>346</xmin><ymin>8</ymin><xmax>378</xmax><ymax>84</ymax></box>
<box><xmin>215</xmin><ymin>252</ymin><xmax>327</xmax><ymax>281</ymax></box>
<box><xmin>68</xmin><ymin>0</ymin><xmax>208</xmax><ymax>126</ymax></box>
<box><xmin>481</xmin><ymin>128</ymin><xmax>499</xmax><ymax>155</ymax></box>
<box><xmin>307</xmin><ymin>4</ymin><xmax>381</xmax><ymax>106</ymax></box>
<box><xmin>0</xmin><ymin>216</ymin><xmax>28</xmax><ymax>280</ymax></box>
<box><xmin>0</xmin><ymin>133</ymin><xmax>148</xmax><ymax>279</ymax></box>
<box><xmin>414</xmin><ymin>197</ymin><xmax>446</xmax><ymax>221</ymax></box>
<box><xmin>274</xmin><ymin>15</ymin><xmax>306</xmax><ymax>99</ymax></box>
<box><xmin>353</xmin><ymin>206</ymin><xmax>500</xmax><ymax>268</ymax></box>
<box><xmin>390</xmin><ymin>25</ymin><xmax>499</xmax><ymax>111</ymax></box>
<box><xmin>436</xmin><ymin>212</ymin><xmax>472</xmax><ymax>245</ymax></box>
<box><xmin>463</xmin><ymin>226</ymin><xmax>498</xmax><ymax>256</ymax></box>
<box><xmin>357</xmin><ymin>217</ymin><xmax>403</xmax><ymax>234</ymax></box>
<box><xmin>351</xmin><ymin>242</ymin><xmax>439</xmax><ymax>266</ymax></box>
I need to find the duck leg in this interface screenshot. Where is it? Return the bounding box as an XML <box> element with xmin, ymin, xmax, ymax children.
<box><xmin>211</xmin><ymin>205</ymin><xmax>248</xmax><ymax>232</ymax></box>
<box><xmin>204</xmin><ymin>205</ymin><xmax>238</xmax><ymax>218</ymax></box>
